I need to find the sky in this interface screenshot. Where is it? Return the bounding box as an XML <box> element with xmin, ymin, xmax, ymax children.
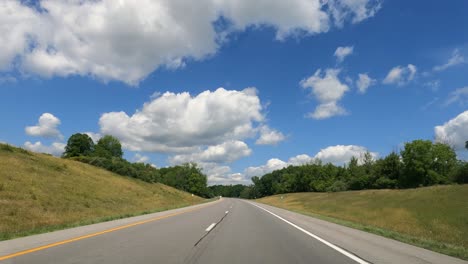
<box><xmin>1</xmin><ymin>0</ymin><xmax>467</xmax><ymax>185</ymax></box>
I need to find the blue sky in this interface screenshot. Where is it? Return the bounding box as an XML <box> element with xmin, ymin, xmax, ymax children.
<box><xmin>1</xmin><ymin>0</ymin><xmax>467</xmax><ymax>184</ymax></box>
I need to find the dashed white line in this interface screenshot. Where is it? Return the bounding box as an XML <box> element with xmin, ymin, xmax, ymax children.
<box><xmin>205</xmin><ymin>223</ymin><xmax>216</xmax><ymax>232</ymax></box>
<box><xmin>249</xmin><ymin>203</ymin><xmax>369</xmax><ymax>264</ymax></box>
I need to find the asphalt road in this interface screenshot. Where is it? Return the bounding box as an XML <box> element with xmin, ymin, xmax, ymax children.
<box><xmin>0</xmin><ymin>198</ymin><xmax>466</xmax><ymax>264</ymax></box>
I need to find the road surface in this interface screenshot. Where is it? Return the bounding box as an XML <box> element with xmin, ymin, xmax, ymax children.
<box><xmin>0</xmin><ymin>198</ymin><xmax>466</xmax><ymax>264</ymax></box>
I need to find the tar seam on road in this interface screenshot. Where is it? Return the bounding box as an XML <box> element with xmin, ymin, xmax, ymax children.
<box><xmin>193</xmin><ymin>210</ymin><xmax>229</xmax><ymax>247</ymax></box>
<box><xmin>0</xmin><ymin>200</ymin><xmax>221</xmax><ymax>262</ymax></box>
<box><xmin>249</xmin><ymin>202</ymin><xmax>371</xmax><ymax>264</ymax></box>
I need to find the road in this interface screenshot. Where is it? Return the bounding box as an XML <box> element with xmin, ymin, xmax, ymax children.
<box><xmin>0</xmin><ymin>198</ymin><xmax>466</xmax><ymax>264</ymax></box>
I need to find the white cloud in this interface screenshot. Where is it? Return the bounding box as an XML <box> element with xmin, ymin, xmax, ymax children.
<box><xmin>0</xmin><ymin>0</ymin><xmax>381</xmax><ymax>84</ymax></box>
<box><xmin>308</xmin><ymin>102</ymin><xmax>347</xmax><ymax>119</ymax></box>
<box><xmin>133</xmin><ymin>153</ymin><xmax>150</xmax><ymax>163</ymax></box>
<box><xmin>169</xmin><ymin>140</ymin><xmax>251</xmax><ymax>164</ymax></box>
<box><xmin>244</xmin><ymin>158</ymin><xmax>288</xmax><ymax>178</ymax></box>
<box><xmin>383</xmin><ymin>64</ymin><xmax>417</xmax><ymax>85</ymax></box>
<box><xmin>433</xmin><ymin>49</ymin><xmax>465</xmax><ymax>72</ymax></box>
<box><xmin>327</xmin><ymin>0</ymin><xmax>382</xmax><ymax>26</ymax></box>
<box><xmin>300</xmin><ymin>68</ymin><xmax>349</xmax><ymax>119</ymax></box>
<box><xmin>23</xmin><ymin>141</ymin><xmax>65</xmax><ymax>156</ymax></box>
<box><xmin>434</xmin><ymin>111</ymin><xmax>468</xmax><ymax>150</ymax></box>
<box><xmin>99</xmin><ymin>87</ymin><xmax>272</xmax><ymax>153</ymax></box>
<box><xmin>334</xmin><ymin>46</ymin><xmax>354</xmax><ymax>63</ymax></box>
<box><xmin>25</xmin><ymin>113</ymin><xmax>63</xmax><ymax>139</ymax></box>
<box><xmin>314</xmin><ymin>145</ymin><xmax>378</xmax><ymax>165</ymax></box>
<box><xmin>198</xmin><ymin>162</ymin><xmax>251</xmax><ymax>185</ymax></box>
<box><xmin>288</xmin><ymin>154</ymin><xmax>315</xmax><ymax>166</ymax></box>
<box><xmin>84</xmin><ymin>132</ymin><xmax>102</xmax><ymax>143</ymax></box>
<box><xmin>356</xmin><ymin>73</ymin><xmax>376</xmax><ymax>93</ymax></box>
<box><xmin>256</xmin><ymin>126</ymin><xmax>285</xmax><ymax>145</ymax></box>
<box><xmin>444</xmin><ymin>87</ymin><xmax>468</xmax><ymax>107</ymax></box>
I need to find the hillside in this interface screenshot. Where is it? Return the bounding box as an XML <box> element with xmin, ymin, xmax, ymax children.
<box><xmin>257</xmin><ymin>185</ymin><xmax>468</xmax><ymax>259</ymax></box>
<box><xmin>0</xmin><ymin>144</ymin><xmax>204</xmax><ymax>240</ymax></box>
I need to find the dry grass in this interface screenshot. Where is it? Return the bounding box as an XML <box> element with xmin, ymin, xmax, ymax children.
<box><xmin>257</xmin><ymin>185</ymin><xmax>468</xmax><ymax>259</ymax></box>
<box><xmin>0</xmin><ymin>144</ymin><xmax>205</xmax><ymax>240</ymax></box>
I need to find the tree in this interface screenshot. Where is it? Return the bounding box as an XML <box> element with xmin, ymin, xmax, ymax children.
<box><xmin>63</xmin><ymin>133</ymin><xmax>95</xmax><ymax>158</ymax></box>
<box><xmin>95</xmin><ymin>135</ymin><xmax>123</xmax><ymax>159</ymax></box>
<box><xmin>431</xmin><ymin>143</ymin><xmax>457</xmax><ymax>180</ymax></box>
<box><xmin>400</xmin><ymin>140</ymin><xmax>456</xmax><ymax>187</ymax></box>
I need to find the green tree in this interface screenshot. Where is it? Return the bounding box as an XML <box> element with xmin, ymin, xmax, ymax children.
<box><xmin>431</xmin><ymin>143</ymin><xmax>457</xmax><ymax>179</ymax></box>
<box><xmin>95</xmin><ymin>135</ymin><xmax>123</xmax><ymax>159</ymax></box>
<box><xmin>400</xmin><ymin>140</ymin><xmax>456</xmax><ymax>187</ymax></box>
<box><xmin>63</xmin><ymin>133</ymin><xmax>95</xmax><ymax>158</ymax></box>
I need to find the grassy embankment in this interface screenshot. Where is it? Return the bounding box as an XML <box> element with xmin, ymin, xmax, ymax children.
<box><xmin>0</xmin><ymin>143</ymin><xmax>205</xmax><ymax>241</ymax></box>
<box><xmin>257</xmin><ymin>185</ymin><xmax>468</xmax><ymax>260</ymax></box>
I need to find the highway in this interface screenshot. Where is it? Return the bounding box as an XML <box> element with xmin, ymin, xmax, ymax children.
<box><xmin>0</xmin><ymin>198</ymin><xmax>466</xmax><ymax>264</ymax></box>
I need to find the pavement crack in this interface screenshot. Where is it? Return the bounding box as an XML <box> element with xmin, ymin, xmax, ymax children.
<box><xmin>193</xmin><ymin>211</ymin><xmax>229</xmax><ymax>247</ymax></box>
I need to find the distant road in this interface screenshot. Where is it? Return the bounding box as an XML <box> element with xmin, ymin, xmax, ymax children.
<box><xmin>0</xmin><ymin>198</ymin><xmax>466</xmax><ymax>264</ymax></box>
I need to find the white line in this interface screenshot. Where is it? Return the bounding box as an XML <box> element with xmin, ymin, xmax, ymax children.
<box><xmin>249</xmin><ymin>203</ymin><xmax>369</xmax><ymax>264</ymax></box>
<box><xmin>205</xmin><ymin>223</ymin><xmax>216</xmax><ymax>232</ymax></box>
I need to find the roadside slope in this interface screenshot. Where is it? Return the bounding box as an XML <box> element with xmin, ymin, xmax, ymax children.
<box><xmin>257</xmin><ymin>185</ymin><xmax>468</xmax><ymax>260</ymax></box>
<box><xmin>0</xmin><ymin>144</ymin><xmax>204</xmax><ymax>240</ymax></box>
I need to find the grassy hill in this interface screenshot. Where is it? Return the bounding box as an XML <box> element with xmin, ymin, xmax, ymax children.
<box><xmin>257</xmin><ymin>185</ymin><xmax>468</xmax><ymax>260</ymax></box>
<box><xmin>0</xmin><ymin>144</ymin><xmax>205</xmax><ymax>240</ymax></box>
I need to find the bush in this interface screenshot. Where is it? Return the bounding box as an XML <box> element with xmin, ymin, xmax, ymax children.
<box><xmin>326</xmin><ymin>180</ymin><xmax>348</xmax><ymax>192</ymax></box>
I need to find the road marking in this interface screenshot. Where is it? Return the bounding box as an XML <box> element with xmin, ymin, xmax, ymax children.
<box><xmin>205</xmin><ymin>223</ymin><xmax>217</xmax><ymax>232</ymax></box>
<box><xmin>225</xmin><ymin>210</ymin><xmax>229</xmax><ymax>214</ymax></box>
<box><xmin>0</xmin><ymin>200</ymin><xmax>221</xmax><ymax>262</ymax></box>
<box><xmin>250</xmin><ymin>203</ymin><xmax>369</xmax><ymax>264</ymax></box>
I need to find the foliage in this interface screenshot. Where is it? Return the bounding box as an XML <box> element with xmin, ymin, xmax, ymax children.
<box><xmin>242</xmin><ymin>139</ymin><xmax>464</xmax><ymax>199</ymax></box>
<box><xmin>63</xmin><ymin>133</ymin><xmax>95</xmax><ymax>158</ymax></box>
<box><xmin>63</xmin><ymin>135</ymin><xmax>211</xmax><ymax>198</ymax></box>
<box><xmin>94</xmin><ymin>135</ymin><xmax>123</xmax><ymax>159</ymax></box>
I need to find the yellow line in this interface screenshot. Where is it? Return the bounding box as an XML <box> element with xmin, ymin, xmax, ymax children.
<box><xmin>0</xmin><ymin>200</ymin><xmax>220</xmax><ymax>261</ymax></box>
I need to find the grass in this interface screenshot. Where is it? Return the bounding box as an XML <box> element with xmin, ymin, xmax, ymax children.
<box><xmin>257</xmin><ymin>185</ymin><xmax>468</xmax><ymax>260</ymax></box>
<box><xmin>0</xmin><ymin>143</ymin><xmax>206</xmax><ymax>241</ymax></box>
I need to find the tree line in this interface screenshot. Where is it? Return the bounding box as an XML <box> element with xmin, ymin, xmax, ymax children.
<box><xmin>62</xmin><ymin>133</ymin><xmax>211</xmax><ymax>197</ymax></box>
<box><xmin>63</xmin><ymin>134</ymin><xmax>467</xmax><ymax>199</ymax></box>
<box><xmin>211</xmin><ymin>140</ymin><xmax>468</xmax><ymax>199</ymax></box>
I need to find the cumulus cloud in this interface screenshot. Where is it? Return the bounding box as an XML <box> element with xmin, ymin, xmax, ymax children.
<box><xmin>434</xmin><ymin>111</ymin><xmax>468</xmax><ymax>150</ymax></box>
<box><xmin>314</xmin><ymin>145</ymin><xmax>378</xmax><ymax>165</ymax></box>
<box><xmin>334</xmin><ymin>46</ymin><xmax>354</xmax><ymax>63</ymax></box>
<box><xmin>383</xmin><ymin>64</ymin><xmax>417</xmax><ymax>85</ymax></box>
<box><xmin>444</xmin><ymin>87</ymin><xmax>468</xmax><ymax>106</ymax></box>
<box><xmin>99</xmin><ymin>87</ymin><xmax>278</xmax><ymax>154</ymax></box>
<box><xmin>25</xmin><ymin>113</ymin><xmax>63</xmax><ymax>139</ymax></box>
<box><xmin>300</xmin><ymin>68</ymin><xmax>349</xmax><ymax>119</ymax></box>
<box><xmin>433</xmin><ymin>49</ymin><xmax>465</xmax><ymax>72</ymax></box>
<box><xmin>196</xmin><ymin>162</ymin><xmax>250</xmax><ymax>185</ymax></box>
<box><xmin>133</xmin><ymin>153</ymin><xmax>150</xmax><ymax>163</ymax></box>
<box><xmin>0</xmin><ymin>0</ymin><xmax>381</xmax><ymax>84</ymax></box>
<box><xmin>244</xmin><ymin>158</ymin><xmax>288</xmax><ymax>178</ymax></box>
<box><xmin>356</xmin><ymin>73</ymin><xmax>376</xmax><ymax>93</ymax></box>
<box><xmin>169</xmin><ymin>140</ymin><xmax>251</xmax><ymax>164</ymax></box>
<box><xmin>84</xmin><ymin>132</ymin><xmax>102</xmax><ymax>143</ymax></box>
<box><xmin>256</xmin><ymin>126</ymin><xmax>285</xmax><ymax>145</ymax></box>
<box><xmin>23</xmin><ymin>141</ymin><xmax>65</xmax><ymax>156</ymax></box>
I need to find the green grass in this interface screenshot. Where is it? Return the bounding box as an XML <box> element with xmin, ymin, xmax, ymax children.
<box><xmin>0</xmin><ymin>143</ymin><xmax>206</xmax><ymax>241</ymax></box>
<box><xmin>257</xmin><ymin>185</ymin><xmax>468</xmax><ymax>260</ymax></box>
